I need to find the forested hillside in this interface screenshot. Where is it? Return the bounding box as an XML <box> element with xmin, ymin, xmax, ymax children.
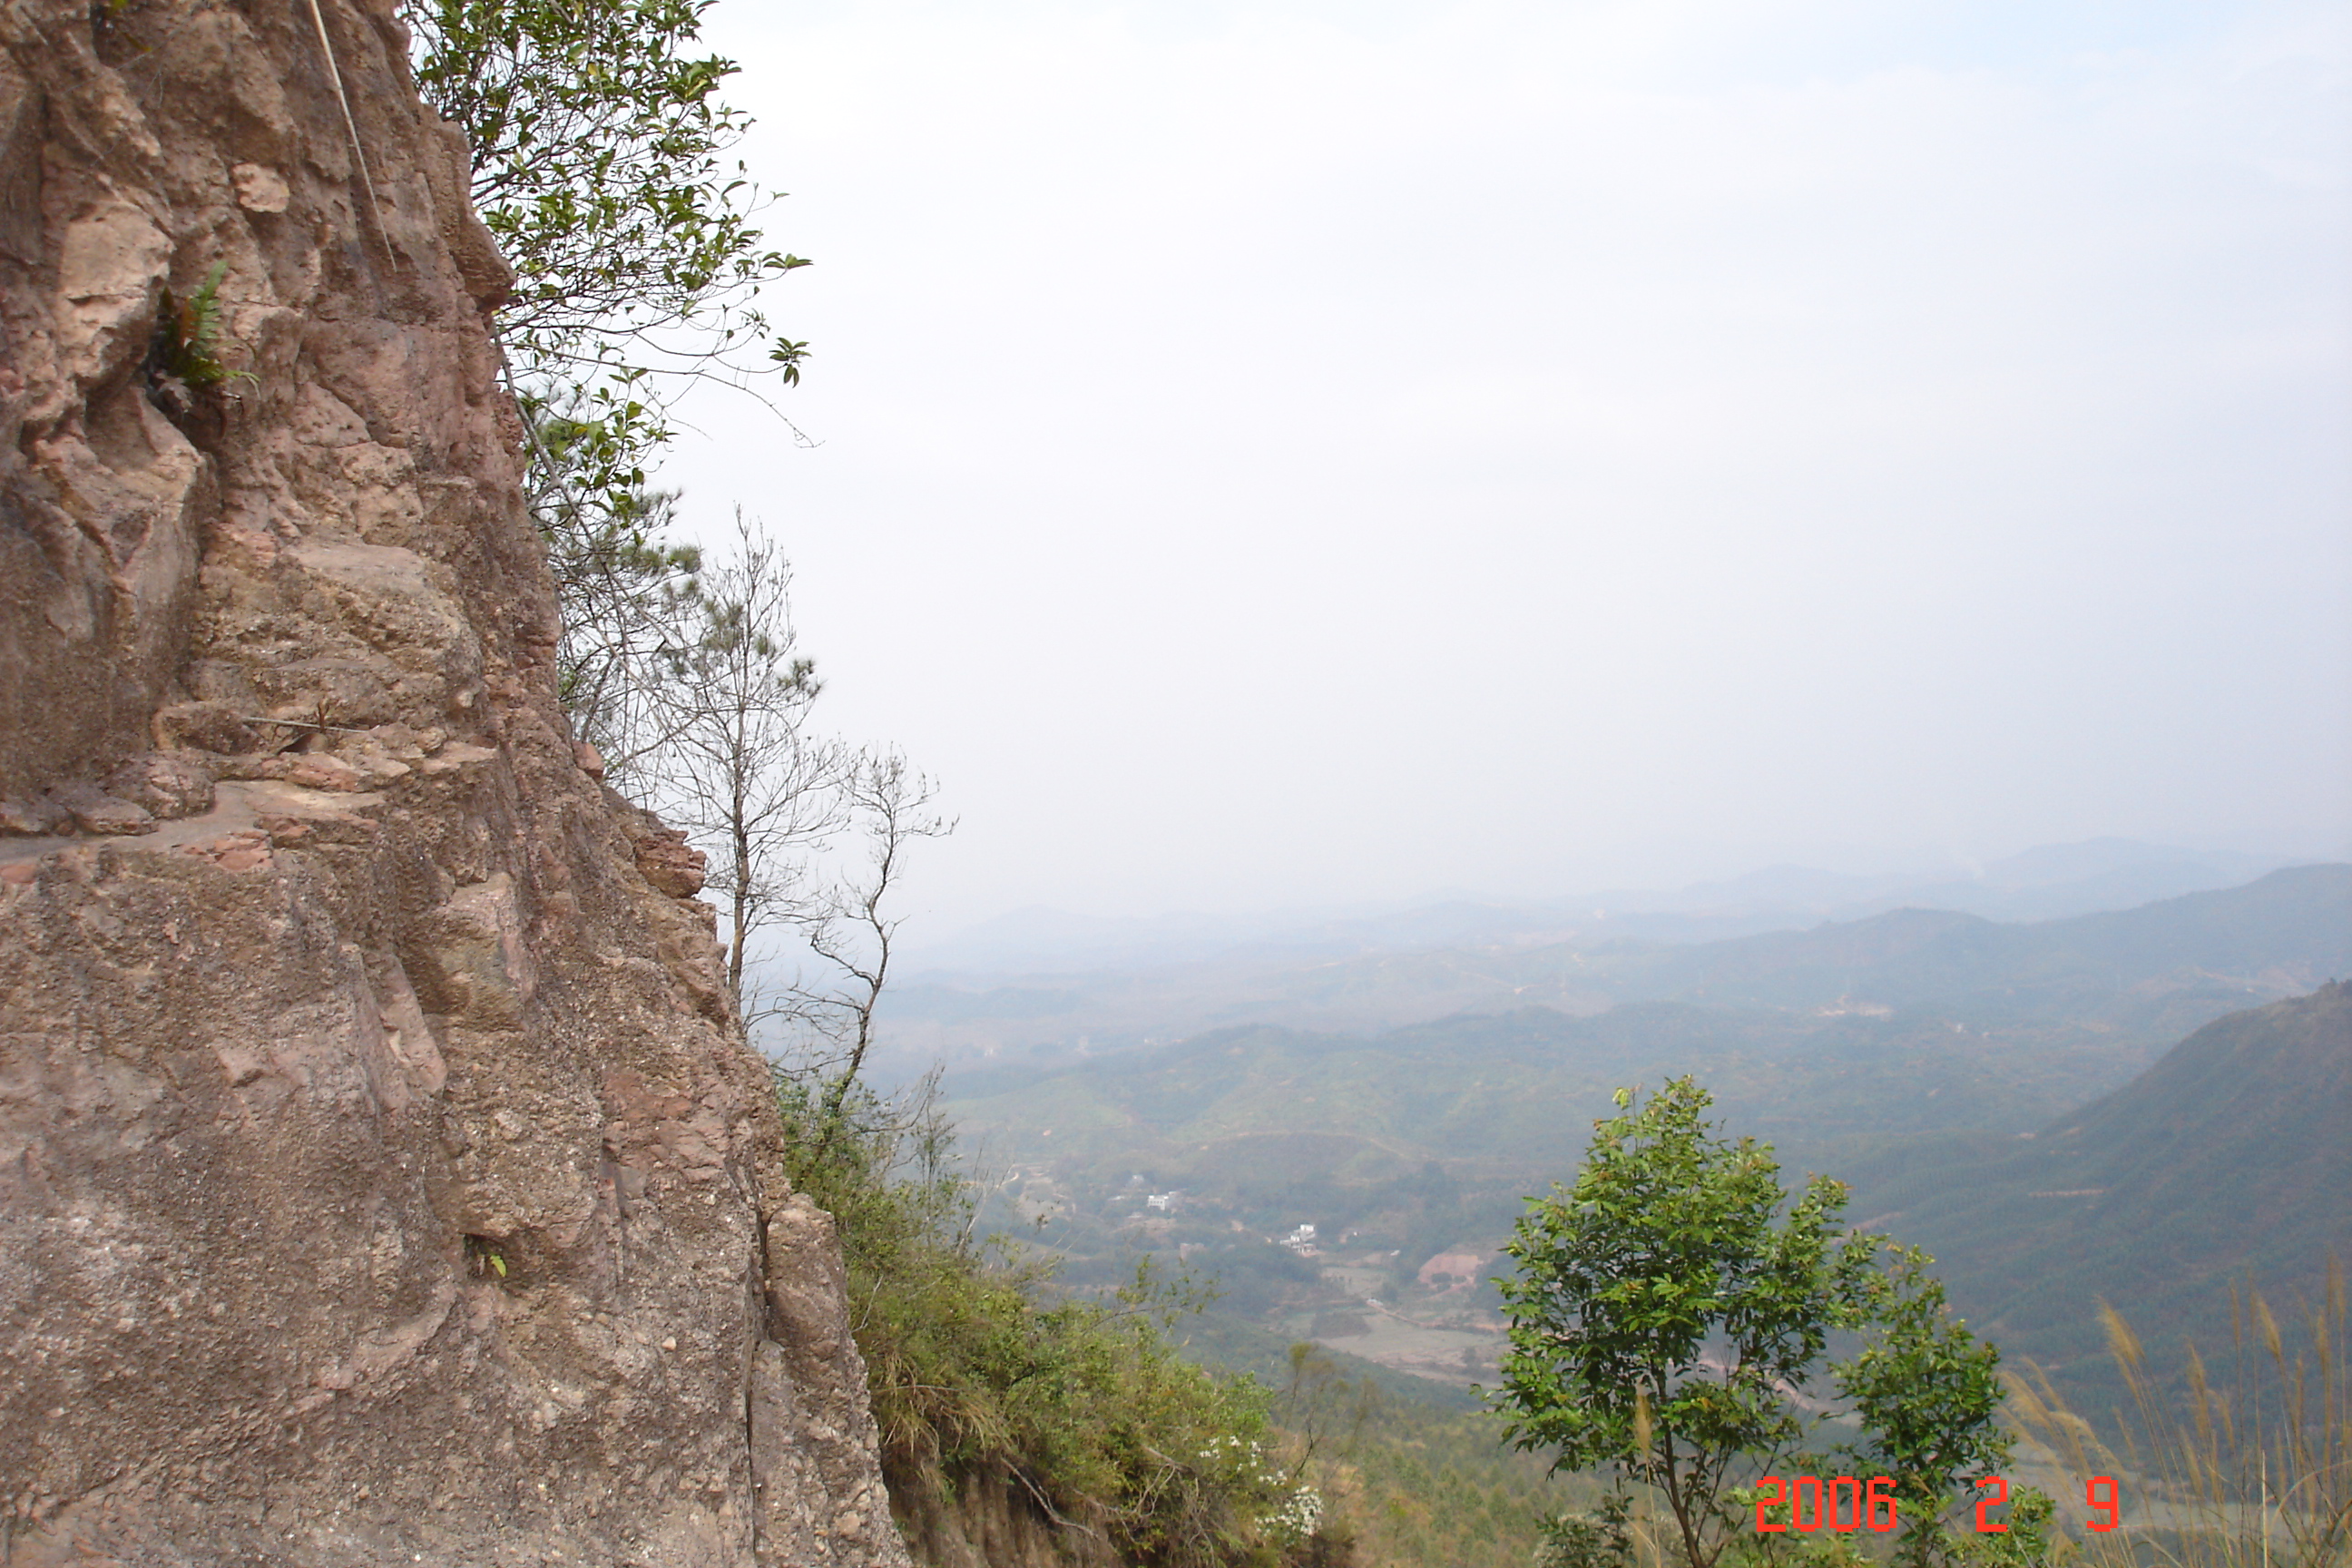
<box><xmin>1835</xmin><ymin>980</ymin><xmax>2352</xmax><ymax>1404</ymax></box>
<box><xmin>946</xmin><ymin>869</ymin><xmax>2351</xmax><ymax>1415</ymax></box>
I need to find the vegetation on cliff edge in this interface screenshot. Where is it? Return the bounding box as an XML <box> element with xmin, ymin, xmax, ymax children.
<box><xmin>774</xmin><ymin>1068</ymin><xmax>1336</xmax><ymax>1568</ymax></box>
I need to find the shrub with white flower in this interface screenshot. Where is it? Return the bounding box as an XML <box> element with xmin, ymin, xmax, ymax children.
<box><xmin>1262</xmin><ymin>1483</ymin><xmax>1325</xmax><ymax>1545</ymax></box>
<box><xmin>1200</xmin><ymin>1434</ymin><xmax>1289</xmax><ymax>1489</ymax></box>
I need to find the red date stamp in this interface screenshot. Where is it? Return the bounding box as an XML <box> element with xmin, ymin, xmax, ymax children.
<box><xmin>1752</xmin><ymin>1475</ymin><xmax>2122</xmax><ymax>1534</ymax></box>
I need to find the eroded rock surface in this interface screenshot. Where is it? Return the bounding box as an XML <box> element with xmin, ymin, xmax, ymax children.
<box><xmin>0</xmin><ymin>2</ymin><xmax>908</xmax><ymax>1563</ymax></box>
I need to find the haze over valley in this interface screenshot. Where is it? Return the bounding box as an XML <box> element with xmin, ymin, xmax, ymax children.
<box><xmin>681</xmin><ymin>2</ymin><xmax>2351</xmax><ymax>1443</ymax></box>
<box><xmin>865</xmin><ymin>837</ymin><xmax>2332</xmax><ymax>1077</ymax></box>
<box><xmin>916</xmin><ymin>854</ymin><xmax>2351</xmax><ymax>1410</ymax></box>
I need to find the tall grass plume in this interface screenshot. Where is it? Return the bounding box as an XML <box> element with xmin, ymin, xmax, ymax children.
<box><xmin>2008</xmin><ymin>1259</ymin><xmax>2348</xmax><ymax>1568</ymax></box>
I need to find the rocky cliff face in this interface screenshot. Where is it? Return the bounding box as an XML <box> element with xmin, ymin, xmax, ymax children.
<box><xmin>0</xmin><ymin>2</ymin><xmax>910</xmax><ymax>1563</ymax></box>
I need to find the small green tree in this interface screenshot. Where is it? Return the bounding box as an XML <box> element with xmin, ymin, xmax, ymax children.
<box><xmin>1537</xmin><ymin>1491</ymin><xmax>1635</xmax><ymax>1568</ymax></box>
<box><xmin>1833</xmin><ymin>1245</ymin><xmax>2013</xmax><ymax>1568</ymax></box>
<box><xmin>1494</xmin><ymin>1077</ymin><xmax>2011</xmax><ymax>1568</ymax></box>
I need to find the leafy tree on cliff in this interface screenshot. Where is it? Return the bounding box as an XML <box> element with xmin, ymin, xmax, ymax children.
<box><xmin>406</xmin><ymin>0</ymin><xmax>809</xmax><ymax>727</ymax></box>
<box><xmin>410</xmin><ymin>2</ymin><xmax>947</xmax><ymax>1130</ymax></box>
<box><xmin>407</xmin><ymin>0</ymin><xmax>809</xmax><ymax>497</ymax></box>
<box><xmin>1494</xmin><ymin>1077</ymin><xmax>2011</xmax><ymax>1568</ymax></box>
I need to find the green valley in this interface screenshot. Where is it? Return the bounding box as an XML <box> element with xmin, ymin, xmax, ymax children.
<box><xmin>942</xmin><ymin>867</ymin><xmax>2351</xmax><ymax>1414</ymax></box>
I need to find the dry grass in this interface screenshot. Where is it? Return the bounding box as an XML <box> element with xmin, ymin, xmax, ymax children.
<box><xmin>2006</xmin><ymin>1259</ymin><xmax>2349</xmax><ymax>1568</ymax></box>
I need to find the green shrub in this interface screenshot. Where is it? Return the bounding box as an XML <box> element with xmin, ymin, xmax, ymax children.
<box><xmin>774</xmin><ymin>1067</ymin><xmax>1293</xmax><ymax>1567</ymax></box>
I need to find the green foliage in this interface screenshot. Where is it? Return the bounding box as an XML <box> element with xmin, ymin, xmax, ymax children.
<box><xmin>407</xmin><ymin>0</ymin><xmax>809</xmax><ymax>368</ymax></box>
<box><xmin>1537</xmin><ymin>1490</ymin><xmax>1636</xmax><ymax>1568</ymax></box>
<box><xmin>773</xmin><ymin>1068</ymin><xmax>1291</xmax><ymax>1567</ymax></box>
<box><xmin>1494</xmin><ymin>1078</ymin><xmax>2011</xmax><ymax>1568</ymax></box>
<box><xmin>461</xmin><ymin>1232</ymin><xmax>513</xmax><ymax>1282</ymax></box>
<box><xmin>148</xmin><ymin>262</ymin><xmax>254</xmax><ymax>416</ymax></box>
<box><xmin>1731</xmin><ymin>1485</ymin><xmax>2056</xmax><ymax>1568</ymax></box>
<box><xmin>157</xmin><ymin>263</ymin><xmax>232</xmax><ymax>387</ymax></box>
<box><xmin>407</xmin><ymin>0</ymin><xmax>811</xmax><ymax>683</ymax></box>
<box><xmin>1495</xmin><ymin>1078</ymin><xmax>1880</xmax><ymax>1568</ymax></box>
<box><xmin>1946</xmin><ymin>1486</ymin><xmax>2059</xmax><ymax>1568</ymax></box>
<box><xmin>1832</xmin><ymin>1245</ymin><xmax>2013</xmax><ymax>1564</ymax></box>
<box><xmin>526</xmin><ymin>397</ymin><xmax>705</xmax><ymax>769</ymax></box>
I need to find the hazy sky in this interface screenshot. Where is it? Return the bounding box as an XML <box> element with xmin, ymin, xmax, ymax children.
<box><xmin>661</xmin><ymin>0</ymin><xmax>2352</xmax><ymax>935</ymax></box>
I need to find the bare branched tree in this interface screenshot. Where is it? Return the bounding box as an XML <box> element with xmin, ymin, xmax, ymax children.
<box><xmin>643</xmin><ymin>513</ymin><xmax>848</xmax><ymax>1007</ymax></box>
<box><xmin>790</xmin><ymin>750</ymin><xmax>955</xmax><ymax>1130</ymax></box>
<box><xmin>622</xmin><ymin>512</ymin><xmax>953</xmax><ymax>1132</ymax></box>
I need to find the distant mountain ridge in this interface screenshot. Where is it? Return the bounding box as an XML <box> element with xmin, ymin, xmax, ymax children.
<box><xmin>946</xmin><ymin>853</ymin><xmax>2352</xmax><ymax>1178</ymax></box>
<box><xmin>908</xmin><ymin>838</ymin><xmax>2308</xmax><ymax>978</ymax></box>
<box><xmin>906</xmin><ymin>864</ymin><xmax>2350</xmax><ymax>1081</ymax></box>
<box><xmin>1602</xmin><ymin>864</ymin><xmax>2352</xmax><ymax>1025</ymax></box>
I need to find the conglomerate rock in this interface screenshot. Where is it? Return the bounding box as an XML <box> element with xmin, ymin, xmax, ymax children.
<box><xmin>0</xmin><ymin>1</ymin><xmax>910</xmax><ymax>1563</ymax></box>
